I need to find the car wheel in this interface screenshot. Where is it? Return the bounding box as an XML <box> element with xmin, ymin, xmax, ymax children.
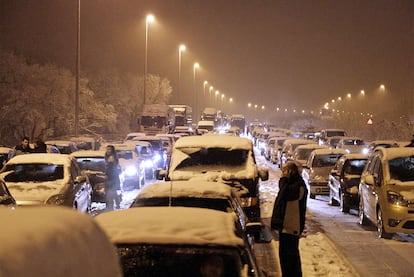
<box><xmin>377</xmin><ymin>208</ymin><xmax>393</xmax><ymax>239</ymax></box>
<box><xmin>358</xmin><ymin>197</ymin><xmax>369</xmax><ymax>225</ymax></box>
<box><xmin>340</xmin><ymin>192</ymin><xmax>350</xmax><ymax>213</ymax></box>
<box><xmin>309</xmin><ymin>193</ymin><xmax>316</xmax><ymax>199</ymax></box>
<box><xmin>328</xmin><ymin>188</ymin><xmax>339</xmax><ymax>206</ymax></box>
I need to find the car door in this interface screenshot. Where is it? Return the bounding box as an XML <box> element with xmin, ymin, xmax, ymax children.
<box><xmin>330</xmin><ymin>158</ymin><xmax>343</xmax><ymax>200</ymax></box>
<box><xmin>70</xmin><ymin>160</ymin><xmax>91</xmax><ymax>212</ymax></box>
<box><xmin>364</xmin><ymin>156</ymin><xmax>381</xmax><ymax>221</ymax></box>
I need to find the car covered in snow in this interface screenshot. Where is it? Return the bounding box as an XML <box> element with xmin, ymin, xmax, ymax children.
<box><xmin>358</xmin><ymin>147</ymin><xmax>414</xmax><ymax>239</ymax></box>
<box><xmin>96</xmin><ymin>206</ymin><xmax>262</xmax><ymax>277</ymax></box>
<box><xmin>0</xmin><ymin>153</ymin><xmax>92</xmax><ymax>213</ymax></box>
<box><xmin>130</xmin><ymin>180</ymin><xmax>250</xmax><ymax>230</ymax></box>
<box><xmin>302</xmin><ymin>148</ymin><xmax>347</xmax><ymax>199</ymax></box>
<box><xmin>0</xmin><ymin>207</ymin><xmax>122</xmax><ymax>276</ymax></box>
<box><xmin>157</xmin><ymin>135</ymin><xmax>269</xmax><ymax>222</ymax></box>
<box><xmin>0</xmin><ymin>178</ymin><xmax>15</xmax><ymax>207</ymax></box>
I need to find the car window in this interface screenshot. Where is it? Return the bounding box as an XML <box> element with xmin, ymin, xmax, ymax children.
<box><xmin>132</xmin><ymin>197</ymin><xmax>232</xmax><ymax>212</ymax></box>
<box><xmin>344</xmin><ymin>159</ymin><xmax>367</xmax><ymax>175</ymax></box>
<box><xmin>75</xmin><ymin>157</ymin><xmax>106</xmax><ymax>172</ymax></box>
<box><xmin>3</xmin><ymin>164</ymin><xmax>64</xmax><ymax>182</ymax></box>
<box><xmin>312</xmin><ymin>154</ymin><xmax>343</xmax><ymax>167</ymax></box>
<box><xmin>388</xmin><ymin>155</ymin><xmax>414</xmax><ymax>182</ymax></box>
<box><xmin>117</xmin><ymin>150</ymin><xmax>133</xmax><ymax>160</ymax></box>
<box><xmin>175</xmin><ymin>148</ymin><xmax>248</xmax><ymax>169</ymax></box>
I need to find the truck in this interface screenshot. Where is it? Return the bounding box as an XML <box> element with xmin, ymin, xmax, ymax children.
<box><xmin>201</xmin><ymin>107</ymin><xmax>217</xmax><ymax>123</ymax></box>
<box><xmin>230</xmin><ymin>114</ymin><xmax>246</xmax><ymax>133</ymax></box>
<box><xmin>169</xmin><ymin>105</ymin><xmax>192</xmax><ymax>130</ymax></box>
<box><xmin>137</xmin><ymin>104</ymin><xmax>174</xmax><ymax>135</ymax></box>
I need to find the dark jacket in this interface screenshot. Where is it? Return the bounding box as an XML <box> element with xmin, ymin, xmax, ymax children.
<box><xmin>105</xmin><ymin>154</ymin><xmax>121</xmax><ymax>190</ymax></box>
<box><xmin>271</xmin><ymin>173</ymin><xmax>308</xmax><ymax>235</ymax></box>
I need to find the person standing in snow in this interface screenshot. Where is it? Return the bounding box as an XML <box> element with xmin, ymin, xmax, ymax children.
<box><xmin>271</xmin><ymin>161</ymin><xmax>308</xmax><ymax>277</ymax></box>
<box><xmin>104</xmin><ymin>145</ymin><xmax>122</xmax><ymax>210</ymax></box>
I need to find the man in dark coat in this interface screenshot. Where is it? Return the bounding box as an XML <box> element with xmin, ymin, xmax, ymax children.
<box><xmin>104</xmin><ymin>145</ymin><xmax>122</xmax><ymax>210</ymax></box>
<box><xmin>271</xmin><ymin>161</ymin><xmax>308</xmax><ymax>277</ymax></box>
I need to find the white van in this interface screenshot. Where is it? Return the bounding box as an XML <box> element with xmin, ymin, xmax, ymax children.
<box><xmin>0</xmin><ymin>207</ymin><xmax>122</xmax><ymax>277</ymax></box>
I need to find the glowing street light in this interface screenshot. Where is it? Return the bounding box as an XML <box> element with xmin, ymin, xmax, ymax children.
<box><xmin>209</xmin><ymin>86</ymin><xmax>214</xmax><ymax>104</ymax></box>
<box><xmin>360</xmin><ymin>90</ymin><xmax>365</xmax><ymax>96</ymax></box>
<box><xmin>178</xmin><ymin>44</ymin><xmax>186</xmax><ymax>102</ymax></box>
<box><xmin>248</xmin><ymin>102</ymin><xmax>252</xmax><ymax>108</ymax></box>
<box><xmin>215</xmin><ymin>90</ymin><xmax>220</xmax><ymax>102</ymax></box>
<box><xmin>203</xmin><ymin>81</ymin><xmax>208</xmax><ymax>98</ymax></box>
<box><xmin>144</xmin><ymin>14</ymin><xmax>155</xmax><ymax>104</ymax></box>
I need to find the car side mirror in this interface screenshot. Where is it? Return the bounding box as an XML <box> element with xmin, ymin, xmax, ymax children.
<box><xmin>364</xmin><ymin>174</ymin><xmax>374</xmax><ymax>186</ymax></box>
<box><xmin>156</xmin><ymin>169</ymin><xmax>167</xmax><ymax>180</ymax></box>
<box><xmin>258</xmin><ymin>168</ymin><xmax>269</xmax><ymax>181</ymax></box>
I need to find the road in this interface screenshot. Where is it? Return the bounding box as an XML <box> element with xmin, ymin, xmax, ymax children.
<box><xmin>257</xmin><ymin>151</ymin><xmax>414</xmax><ymax>277</ymax></box>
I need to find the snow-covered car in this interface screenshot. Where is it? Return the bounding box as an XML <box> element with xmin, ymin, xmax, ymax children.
<box><xmin>132</xmin><ymin>136</ymin><xmax>167</xmax><ymax>170</ymax></box>
<box><xmin>318</xmin><ymin>128</ymin><xmax>347</xmax><ymax>146</ymax></box>
<box><xmin>328</xmin><ymin>153</ymin><xmax>368</xmax><ymax>213</ymax></box>
<box><xmin>130</xmin><ymin>180</ymin><xmax>250</xmax><ymax>230</ymax></box>
<box><xmin>366</xmin><ymin>140</ymin><xmax>400</xmax><ymax>154</ymax></box>
<box><xmin>45</xmin><ymin>139</ymin><xmax>79</xmax><ymax>154</ymax></box>
<box><xmin>101</xmin><ymin>142</ymin><xmax>146</xmax><ymax>190</ymax></box>
<box><xmin>0</xmin><ymin>207</ymin><xmax>122</xmax><ymax>277</ymax></box>
<box><xmin>302</xmin><ymin>149</ymin><xmax>347</xmax><ymax>199</ymax></box>
<box><xmin>358</xmin><ymin>147</ymin><xmax>414</xmax><ymax>239</ymax></box>
<box><xmin>134</xmin><ymin>140</ymin><xmax>157</xmax><ymax>180</ymax></box>
<box><xmin>0</xmin><ymin>153</ymin><xmax>92</xmax><ymax>213</ymax></box>
<box><xmin>157</xmin><ymin>135</ymin><xmax>269</xmax><ymax>222</ymax></box>
<box><xmin>335</xmin><ymin>136</ymin><xmax>367</xmax><ymax>154</ymax></box>
<box><xmin>0</xmin><ymin>178</ymin><xmax>15</xmax><ymax>207</ymax></box>
<box><xmin>96</xmin><ymin>207</ymin><xmax>262</xmax><ymax>277</ymax></box>
<box><xmin>279</xmin><ymin>138</ymin><xmax>314</xmax><ymax>168</ymax></box>
<box><xmin>289</xmin><ymin>143</ymin><xmax>327</xmax><ymax>167</ymax></box>
<box><xmin>70</xmin><ymin>150</ymin><xmax>107</xmax><ymax>202</ymax></box>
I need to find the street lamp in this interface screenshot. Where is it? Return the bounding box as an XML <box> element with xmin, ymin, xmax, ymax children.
<box><xmin>209</xmin><ymin>86</ymin><xmax>214</xmax><ymax>104</ymax></box>
<box><xmin>221</xmin><ymin>93</ymin><xmax>225</xmax><ymax>110</ymax></box>
<box><xmin>215</xmin><ymin>90</ymin><xmax>220</xmax><ymax>103</ymax></box>
<box><xmin>193</xmin><ymin>62</ymin><xmax>200</xmax><ymax>121</ymax></box>
<box><xmin>178</xmin><ymin>44</ymin><xmax>186</xmax><ymax>103</ymax></box>
<box><xmin>144</xmin><ymin>14</ymin><xmax>155</xmax><ymax>105</ymax></box>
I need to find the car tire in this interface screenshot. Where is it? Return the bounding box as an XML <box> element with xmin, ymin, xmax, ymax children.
<box><xmin>358</xmin><ymin>197</ymin><xmax>369</xmax><ymax>225</ymax></box>
<box><xmin>329</xmin><ymin>188</ymin><xmax>339</xmax><ymax>206</ymax></box>
<box><xmin>340</xmin><ymin>192</ymin><xmax>350</xmax><ymax>213</ymax></box>
<box><xmin>377</xmin><ymin>208</ymin><xmax>393</xmax><ymax>239</ymax></box>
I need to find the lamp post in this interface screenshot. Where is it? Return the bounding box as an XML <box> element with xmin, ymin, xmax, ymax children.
<box><xmin>178</xmin><ymin>44</ymin><xmax>186</xmax><ymax>103</ymax></box>
<box><xmin>75</xmin><ymin>0</ymin><xmax>80</xmax><ymax>136</ymax></box>
<box><xmin>209</xmin><ymin>86</ymin><xmax>214</xmax><ymax>105</ymax></box>
<box><xmin>193</xmin><ymin>62</ymin><xmax>200</xmax><ymax>121</ymax></box>
<box><xmin>203</xmin><ymin>81</ymin><xmax>208</xmax><ymax>98</ymax></box>
<box><xmin>215</xmin><ymin>90</ymin><xmax>220</xmax><ymax>106</ymax></box>
<box><xmin>221</xmin><ymin>93</ymin><xmax>225</xmax><ymax>110</ymax></box>
<box><xmin>144</xmin><ymin>14</ymin><xmax>155</xmax><ymax>105</ymax></box>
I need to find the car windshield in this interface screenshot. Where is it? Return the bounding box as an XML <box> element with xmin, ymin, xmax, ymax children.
<box><xmin>75</xmin><ymin>157</ymin><xmax>106</xmax><ymax>172</ymax></box>
<box><xmin>344</xmin><ymin>159</ymin><xmax>367</xmax><ymax>175</ymax></box>
<box><xmin>175</xmin><ymin>148</ymin><xmax>248</xmax><ymax>170</ymax></box>
<box><xmin>131</xmin><ymin>197</ymin><xmax>232</xmax><ymax>212</ymax></box>
<box><xmin>3</xmin><ymin>164</ymin><xmax>64</xmax><ymax>182</ymax></box>
<box><xmin>388</xmin><ymin>155</ymin><xmax>414</xmax><ymax>182</ymax></box>
<box><xmin>297</xmin><ymin>149</ymin><xmax>314</xmax><ymax>160</ymax></box>
<box><xmin>116</xmin><ymin>245</ymin><xmax>243</xmax><ymax>277</ymax></box>
<box><xmin>313</xmin><ymin>154</ymin><xmax>343</xmax><ymax>167</ymax></box>
<box><xmin>327</xmin><ymin>131</ymin><xmax>346</xmax><ymax>137</ymax></box>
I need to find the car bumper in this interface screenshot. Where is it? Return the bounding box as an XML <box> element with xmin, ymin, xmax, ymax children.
<box><xmin>309</xmin><ymin>182</ymin><xmax>330</xmax><ymax>195</ymax></box>
<box><xmin>383</xmin><ymin>205</ymin><xmax>414</xmax><ymax>234</ymax></box>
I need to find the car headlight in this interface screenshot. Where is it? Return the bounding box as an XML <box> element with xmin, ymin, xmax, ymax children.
<box><xmin>239</xmin><ymin>196</ymin><xmax>258</xmax><ymax>208</ymax></box>
<box><xmin>387</xmin><ymin>191</ymin><xmax>409</xmax><ymax>207</ymax></box>
<box><xmin>46</xmin><ymin>194</ymin><xmax>66</xmax><ymax>205</ymax></box>
<box><xmin>362</xmin><ymin>148</ymin><xmax>369</xmax><ymax>155</ymax></box>
<box><xmin>143</xmin><ymin>159</ymin><xmax>154</xmax><ymax>168</ymax></box>
<box><xmin>124</xmin><ymin>166</ymin><xmax>137</xmax><ymax>176</ymax></box>
<box><xmin>153</xmin><ymin>153</ymin><xmax>161</xmax><ymax>163</ymax></box>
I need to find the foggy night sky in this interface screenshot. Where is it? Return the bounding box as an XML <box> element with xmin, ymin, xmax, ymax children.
<box><xmin>1</xmin><ymin>0</ymin><xmax>413</xmax><ymax>113</ymax></box>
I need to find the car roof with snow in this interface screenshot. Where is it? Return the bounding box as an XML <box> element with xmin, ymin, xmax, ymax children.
<box><xmin>5</xmin><ymin>153</ymin><xmax>72</xmax><ymax>165</ymax></box>
<box><xmin>0</xmin><ymin>207</ymin><xmax>122</xmax><ymax>277</ymax></box>
<box><xmin>70</xmin><ymin>150</ymin><xmax>106</xmax><ymax>157</ymax></box>
<box><xmin>95</xmin><ymin>206</ymin><xmax>243</xmax><ymax>247</ymax></box>
<box><xmin>311</xmin><ymin>148</ymin><xmax>348</xmax><ymax>155</ymax></box>
<box><xmin>136</xmin><ymin>180</ymin><xmax>235</xmax><ymax>199</ymax></box>
<box><xmin>375</xmin><ymin>146</ymin><xmax>414</xmax><ymax>160</ymax></box>
<box><xmin>295</xmin><ymin>143</ymin><xmax>325</xmax><ymax>150</ymax></box>
<box><xmin>173</xmin><ymin>134</ymin><xmax>252</xmax><ymax>150</ymax></box>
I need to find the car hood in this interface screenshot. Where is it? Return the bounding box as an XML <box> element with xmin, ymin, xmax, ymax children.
<box><xmin>311</xmin><ymin>167</ymin><xmax>332</xmax><ymax>178</ymax></box>
<box><xmin>389</xmin><ymin>181</ymin><xmax>414</xmax><ymax>201</ymax></box>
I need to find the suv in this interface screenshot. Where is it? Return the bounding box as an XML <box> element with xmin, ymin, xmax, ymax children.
<box><xmin>157</xmin><ymin>135</ymin><xmax>269</xmax><ymax>222</ymax></box>
<box><xmin>358</xmin><ymin>147</ymin><xmax>414</xmax><ymax>239</ymax></box>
